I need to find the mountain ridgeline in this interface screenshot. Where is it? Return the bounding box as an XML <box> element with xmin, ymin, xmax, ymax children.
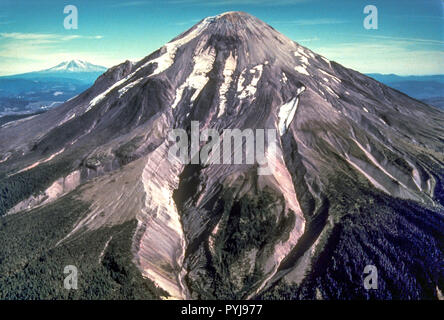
<box><xmin>0</xmin><ymin>12</ymin><xmax>443</xmax><ymax>300</ymax></box>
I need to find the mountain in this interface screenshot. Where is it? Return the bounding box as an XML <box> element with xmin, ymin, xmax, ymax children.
<box><xmin>4</xmin><ymin>59</ymin><xmax>107</xmax><ymax>83</ymax></box>
<box><xmin>366</xmin><ymin>74</ymin><xmax>444</xmax><ymax>84</ymax></box>
<box><xmin>44</xmin><ymin>59</ymin><xmax>107</xmax><ymax>73</ymax></box>
<box><xmin>0</xmin><ymin>12</ymin><xmax>443</xmax><ymax>300</ymax></box>
<box><xmin>0</xmin><ymin>60</ymin><xmax>107</xmax><ymax>118</ymax></box>
<box><xmin>367</xmin><ymin>73</ymin><xmax>444</xmax><ymax>109</ymax></box>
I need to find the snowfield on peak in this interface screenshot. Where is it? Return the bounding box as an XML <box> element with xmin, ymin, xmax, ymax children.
<box><xmin>171</xmin><ymin>46</ymin><xmax>216</xmax><ymax>109</ymax></box>
<box><xmin>141</xmin><ymin>16</ymin><xmax>216</xmax><ymax>76</ymax></box>
<box><xmin>217</xmin><ymin>52</ymin><xmax>237</xmax><ymax>117</ymax></box>
<box><xmin>45</xmin><ymin>59</ymin><xmax>106</xmax><ymax>73</ymax></box>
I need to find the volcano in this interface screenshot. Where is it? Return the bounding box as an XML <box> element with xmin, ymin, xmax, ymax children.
<box><xmin>3</xmin><ymin>59</ymin><xmax>107</xmax><ymax>83</ymax></box>
<box><xmin>0</xmin><ymin>12</ymin><xmax>443</xmax><ymax>300</ymax></box>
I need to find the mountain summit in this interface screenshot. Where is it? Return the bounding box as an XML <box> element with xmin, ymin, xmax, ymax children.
<box><xmin>0</xmin><ymin>12</ymin><xmax>443</xmax><ymax>300</ymax></box>
<box><xmin>42</xmin><ymin>59</ymin><xmax>107</xmax><ymax>73</ymax></box>
<box><xmin>3</xmin><ymin>59</ymin><xmax>107</xmax><ymax>83</ymax></box>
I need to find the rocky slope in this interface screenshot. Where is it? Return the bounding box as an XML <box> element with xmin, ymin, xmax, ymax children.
<box><xmin>0</xmin><ymin>12</ymin><xmax>443</xmax><ymax>299</ymax></box>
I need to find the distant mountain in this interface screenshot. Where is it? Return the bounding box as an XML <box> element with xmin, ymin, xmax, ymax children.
<box><xmin>366</xmin><ymin>74</ymin><xmax>444</xmax><ymax>84</ymax></box>
<box><xmin>0</xmin><ymin>60</ymin><xmax>107</xmax><ymax>118</ymax></box>
<box><xmin>45</xmin><ymin>59</ymin><xmax>106</xmax><ymax>73</ymax></box>
<box><xmin>366</xmin><ymin>73</ymin><xmax>444</xmax><ymax>109</ymax></box>
<box><xmin>4</xmin><ymin>59</ymin><xmax>107</xmax><ymax>83</ymax></box>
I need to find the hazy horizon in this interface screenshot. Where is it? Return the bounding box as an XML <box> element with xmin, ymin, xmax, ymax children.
<box><xmin>0</xmin><ymin>0</ymin><xmax>443</xmax><ymax>76</ymax></box>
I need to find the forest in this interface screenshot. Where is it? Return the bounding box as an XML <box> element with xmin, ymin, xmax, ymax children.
<box><xmin>0</xmin><ymin>193</ymin><xmax>167</xmax><ymax>299</ymax></box>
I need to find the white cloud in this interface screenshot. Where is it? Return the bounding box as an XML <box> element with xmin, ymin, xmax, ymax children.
<box><xmin>0</xmin><ymin>32</ymin><xmax>103</xmax><ymax>41</ymax></box>
<box><xmin>312</xmin><ymin>42</ymin><xmax>444</xmax><ymax>75</ymax></box>
<box><xmin>348</xmin><ymin>34</ymin><xmax>444</xmax><ymax>46</ymax></box>
<box><xmin>271</xmin><ymin>18</ymin><xmax>348</xmax><ymax>25</ymax></box>
<box><xmin>0</xmin><ymin>33</ymin><xmax>106</xmax><ymax>75</ymax></box>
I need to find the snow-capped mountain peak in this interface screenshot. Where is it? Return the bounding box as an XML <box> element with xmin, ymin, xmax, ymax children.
<box><xmin>44</xmin><ymin>59</ymin><xmax>107</xmax><ymax>73</ymax></box>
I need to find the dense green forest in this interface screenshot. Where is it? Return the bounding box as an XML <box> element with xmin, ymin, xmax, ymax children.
<box><xmin>0</xmin><ymin>159</ymin><xmax>73</xmax><ymax>217</ymax></box>
<box><xmin>0</xmin><ymin>194</ymin><xmax>167</xmax><ymax>299</ymax></box>
<box><xmin>186</xmin><ymin>189</ymin><xmax>296</xmax><ymax>299</ymax></box>
<box><xmin>259</xmin><ymin>172</ymin><xmax>444</xmax><ymax>300</ymax></box>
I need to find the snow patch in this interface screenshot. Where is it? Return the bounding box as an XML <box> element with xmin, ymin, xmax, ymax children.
<box><xmin>278</xmin><ymin>86</ymin><xmax>305</xmax><ymax>135</ymax></box>
<box><xmin>293</xmin><ymin>48</ymin><xmax>310</xmax><ymax>59</ymax></box>
<box><xmin>294</xmin><ymin>65</ymin><xmax>309</xmax><ymax>76</ymax></box>
<box><xmin>217</xmin><ymin>52</ymin><xmax>237</xmax><ymax>118</ymax></box>
<box><xmin>293</xmin><ymin>50</ymin><xmax>310</xmax><ymax>70</ymax></box>
<box><xmin>87</xmin><ymin>76</ymin><xmax>130</xmax><ymax>111</ymax></box>
<box><xmin>86</xmin><ymin>18</ymin><xmax>215</xmax><ymax>113</ymax></box>
<box><xmin>118</xmin><ymin>78</ymin><xmax>143</xmax><ymax>98</ymax></box>
<box><xmin>319</xmin><ymin>69</ymin><xmax>341</xmax><ymax>83</ymax></box>
<box><xmin>238</xmin><ymin>64</ymin><xmax>263</xmax><ymax>99</ymax></box>
<box><xmin>281</xmin><ymin>72</ymin><xmax>288</xmax><ymax>84</ymax></box>
<box><xmin>171</xmin><ymin>46</ymin><xmax>216</xmax><ymax>109</ymax></box>
<box><xmin>141</xmin><ymin>17</ymin><xmax>213</xmax><ymax>76</ymax></box>
<box><xmin>58</xmin><ymin>113</ymin><xmax>76</xmax><ymax>127</ymax></box>
<box><xmin>320</xmin><ymin>56</ymin><xmax>331</xmax><ymax>66</ymax></box>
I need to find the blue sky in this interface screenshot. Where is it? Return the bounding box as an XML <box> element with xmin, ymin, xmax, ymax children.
<box><xmin>0</xmin><ymin>0</ymin><xmax>442</xmax><ymax>75</ymax></box>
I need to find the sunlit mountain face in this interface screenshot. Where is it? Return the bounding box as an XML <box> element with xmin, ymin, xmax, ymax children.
<box><xmin>0</xmin><ymin>11</ymin><xmax>443</xmax><ymax>301</ymax></box>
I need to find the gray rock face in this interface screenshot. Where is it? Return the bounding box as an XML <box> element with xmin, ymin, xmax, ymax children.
<box><xmin>0</xmin><ymin>12</ymin><xmax>443</xmax><ymax>299</ymax></box>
